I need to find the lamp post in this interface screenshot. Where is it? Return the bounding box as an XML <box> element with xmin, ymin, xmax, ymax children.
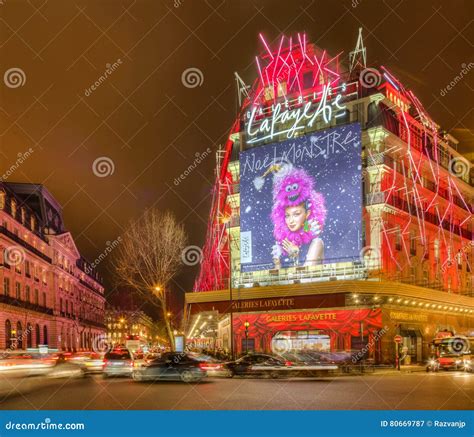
<box><xmin>244</xmin><ymin>321</ymin><xmax>250</xmax><ymax>354</ymax></box>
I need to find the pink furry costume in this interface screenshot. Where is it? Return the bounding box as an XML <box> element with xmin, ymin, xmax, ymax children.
<box><xmin>271</xmin><ymin>167</ymin><xmax>326</xmax><ymax>254</ymax></box>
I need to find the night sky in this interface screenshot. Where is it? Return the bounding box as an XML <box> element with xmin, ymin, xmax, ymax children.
<box><xmin>0</xmin><ymin>0</ymin><xmax>473</xmax><ymax>317</ymax></box>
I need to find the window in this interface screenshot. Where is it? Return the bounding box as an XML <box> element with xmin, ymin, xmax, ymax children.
<box><xmin>42</xmin><ymin>292</ymin><xmax>46</xmax><ymax>307</ymax></box>
<box><xmin>5</xmin><ymin>320</ymin><xmax>12</xmax><ymax>349</ymax></box>
<box><xmin>60</xmin><ymin>298</ymin><xmax>63</xmax><ymax>313</ymax></box>
<box><xmin>25</xmin><ymin>285</ymin><xmax>30</xmax><ymax>302</ymax></box>
<box><xmin>15</xmin><ymin>282</ymin><xmax>21</xmax><ymax>300</ymax></box>
<box><xmin>25</xmin><ymin>261</ymin><xmax>30</xmax><ymax>276</ymax></box>
<box><xmin>43</xmin><ymin>326</ymin><xmax>48</xmax><ymax>345</ymax></box>
<box><xmin>35</xmin><ymin>324</ymin><xmax>41</xmax><ymax>346</ymax></box>
<box><xmin>434</xmin><ymin>239</ymin><xmax>440</xmax><ymax>261</ymax></box>
<box><xmin>11</xmin><ymin>200</ymin><xmax>16</xmax><ymax>218</ymax></box>
<box><xmin>66</xmin><ymin>300</ymin><xmax>69</xmax><ymax>315</ymax></box>
<box><xmin>410</xmin><ymin>231</ymin><xmax>416</xmax><ymax>256</ymax></box>
<box><xmin>34</xmin><ymin>289</ymin><xmax>39</xmax><ymax>305</ymax></box>
<box><xmin>16</xmin><ymin>321</ymin><xmax>23</xmax><ymax>349</ymax></box>
<box><xmin>0</xmin><ymin>191</ymin><xmax>5</xmax><ymax>210</ymax></box>
<box><xmin>395</xmin><ymin>226</ymin><xmax>401</xmax><ymax>251</ymax></box>
<box><xmin>3</xmin><ymin>278</ymin><xmax>10</xmax><ymax>296</ymax></box>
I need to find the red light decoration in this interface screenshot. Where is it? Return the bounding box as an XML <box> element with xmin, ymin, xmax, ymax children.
<box><xmin>252</xmin><ymin>33</ymin><xmax>341</xmax><ymax>105</ymax></box>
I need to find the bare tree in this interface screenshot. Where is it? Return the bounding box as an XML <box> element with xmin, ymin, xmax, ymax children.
<box><xmin>113</xmin><ymin>209</ymin><xmax>187</xmax><ymax>349</ymax></box>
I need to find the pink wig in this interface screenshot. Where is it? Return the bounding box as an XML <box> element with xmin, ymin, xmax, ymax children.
<box><xmin>271</xmin><ymin>168</ymin><xmax>326</xmax><ymax>251</ymax></box>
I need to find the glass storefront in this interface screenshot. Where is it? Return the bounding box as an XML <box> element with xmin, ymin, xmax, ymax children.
<box><xmin>272</xmin><ymin>330</ymin><xmax>331</xmax><ymax>354</ymax></box>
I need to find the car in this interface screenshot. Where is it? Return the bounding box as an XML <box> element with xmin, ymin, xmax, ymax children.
<box><xmin>70</xmin><ymin>352</ymin><xmax>105</xmax><ymax>374</ymax></box>
<box><xmin>188</xmin><ymin>352</ymin><xmax>232</xmax><ymax>377</ymax></box>
<box><xmin>0</xmin><ymin>352</ymin><xmax>56</xmax><ymax>377</ymax></box>
<box><xmin>132</xmin><ymin>352</ymin><xmax>207</xmax><ymax>382</ymax></box>
<box><xmin>226</xmin><ymin>354</ymin><xmax>292</xmax><ymax>378</ymax></box>
<box><xmin>103</xmin><ymin>349</ymin><xmax>133</xmax><ymax>378</ymax></box>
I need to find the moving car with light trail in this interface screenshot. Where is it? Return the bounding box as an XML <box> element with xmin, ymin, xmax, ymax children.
<box><xmin>132</xmin><ymin>352</ymin><xmax>207</xmax><ymax>382</ymax></box>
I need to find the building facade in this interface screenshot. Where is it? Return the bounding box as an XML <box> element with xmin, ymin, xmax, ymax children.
<box><xmin>0</xmin><ymin>182</ymin><xmax>105</xmax><ymax>352</ymax></box>
<box><xmin>185</xmin><ymin>31</ymin><xmax>473</xmax><ymax>365</ymax></box>
<box><xmin>105</xmin><ymin>308</ymin><xmax>154</xmax><ymax>346</ymax></box>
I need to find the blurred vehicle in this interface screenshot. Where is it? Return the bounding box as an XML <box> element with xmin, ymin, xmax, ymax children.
<box><xmin>0</xmin><ymin>352</ymin><xmax>56</xmax><ymax>377</ymax></box>
<box><xmin>227</xmin><ymin>353</ymin><xmax>338</xmax><ymax>378</ymax></box>
<box><xmin>427</xmin><ymin>336</ymin><xmax>473</xmax><ymax>372</ymax></box>
<box><xmin>70</xmin><ymin>352</ymin><xmax>105</xmax><ymax>374</ymax></box>
<box><xmin>188</xmin><ymin>352</ymin><xmax>231</xmax><ymax>377</ymax></box>
<box><xmin>103</xmin><ymin>349</ymin><xmax>133</xmax><ymax>378</ymax></box>
<box><xmin>132</xmin><ymin>352</ymin><xmax>207</xmax><ymax>382</ymax></box>
<box><xmin>226</xmin><ymin>354</ymin><xmax>292</xmax><ymax>378</ymax></box>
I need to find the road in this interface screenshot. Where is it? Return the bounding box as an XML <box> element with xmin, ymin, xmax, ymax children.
<box><xmin>1</xmin><ymin>371</ymin><xmax>473</xmax><ymax>410</ymax></box>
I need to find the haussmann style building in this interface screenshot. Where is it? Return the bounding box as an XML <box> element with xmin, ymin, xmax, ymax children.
<box><xmin>0</xmin><ymin>182</ymin><xmax>106</xmax><ymax>352</ymax></box>
<box><xmin>184</xmin><ymin>30</ymin><xmax>473</xmax><ymax>365</ymax></box>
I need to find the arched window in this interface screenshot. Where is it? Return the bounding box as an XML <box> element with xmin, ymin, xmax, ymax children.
<box><xmin>16</xmin><ymin>321</ymin><xmax>23</xmax><ymax>349</ymax></box>
<box><xmin>43</xmin><ymin>325</ymin><xmax>48</xmax><ymax>345</ymax></box>
<box><xmin>26</xmin><ymin>323</ymin><xmax>33</xmax><ymax>348</ymax></box>
<box><xmin>35</xmin><ymin>324</ymin><xmax>41</xmax><ymax>347</ymax></box>
<box><xmin>5</xmin><ymin>320</ymin><xmax>11</xmax><ymax>349</ymax></box>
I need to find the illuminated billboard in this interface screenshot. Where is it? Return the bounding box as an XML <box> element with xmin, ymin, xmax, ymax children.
<box><xmin>239</xmin><ymin>123</ymin><xmax>362</xmax><ymax>272</ymax></box>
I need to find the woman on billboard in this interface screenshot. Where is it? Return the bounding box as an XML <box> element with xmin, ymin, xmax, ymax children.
<box><xmin>269</xmin><ymin>166</ymin><xmax>327</xmax><ymax>268</ymax></box>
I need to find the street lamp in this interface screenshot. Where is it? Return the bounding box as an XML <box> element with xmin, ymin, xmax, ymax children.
<box><xmin>244</xmin><ymin>321</ymin><xmax>250</xmax><ymax>355</ymax></box>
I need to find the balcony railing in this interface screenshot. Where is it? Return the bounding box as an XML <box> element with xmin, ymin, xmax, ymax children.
<box><xmin>0</xmin><ymin>225</ymin><xmax>51</xmax><ymax>263</ymax></box>
<box><xmin>232</xmin><ymin>262</ymin><xmax>369</xmax><ymax>288</ymax></box>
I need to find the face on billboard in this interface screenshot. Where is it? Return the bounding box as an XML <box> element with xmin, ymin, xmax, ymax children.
<box><xmin>239</xmin><ymin>123</ymin><xmax>362</xmax><ymax>272</ymax></box>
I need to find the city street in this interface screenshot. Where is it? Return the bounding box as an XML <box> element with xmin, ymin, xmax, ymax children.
<box><xmin>1</xmin><ymin>372</ymin><xmax>473</xmax><ymax>410</ymax></box>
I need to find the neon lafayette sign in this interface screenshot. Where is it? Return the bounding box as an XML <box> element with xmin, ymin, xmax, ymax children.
<box><xmin>246</xmin><ymin>84</ymin><xmax>347</xmax><ymax>145</ymax></box>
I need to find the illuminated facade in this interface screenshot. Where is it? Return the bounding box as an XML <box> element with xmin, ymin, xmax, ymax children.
<box><xmin>186</xmin><ymin>30</ymin><xmax>473</xmax><ymax>364</ymax></box>
<box><xmin>105</xmin><ymin>309</ymin><xmax>154</xmax><ymax>346</ymax></box>
<box><xmin>0</xmin><ymin>182</ymin><xmax>105</xmax><ymax>352</ymax></box>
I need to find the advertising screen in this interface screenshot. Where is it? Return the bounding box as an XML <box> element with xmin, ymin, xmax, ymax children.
<box><xmin>239</xmin><ymin>123</ymin><xmax>362</xmax><ymax>272</ymax></box>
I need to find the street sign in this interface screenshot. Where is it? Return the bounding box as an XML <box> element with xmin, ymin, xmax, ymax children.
<box><xmin>394</xmin><ymin>335</ymin><xmax>403</xmax><ymax>344</ymax></box>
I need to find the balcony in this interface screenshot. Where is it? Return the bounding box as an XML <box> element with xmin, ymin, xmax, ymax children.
<box><xmin>0</xmin><ymin>225</ymin><xmax>51</xmax><ymax>263</ymax></box>
<box><xmin>0</xmin><ymin>294</ymin><xmax>53</xmax><ymax>315</ymax></box>
<box><xmin>233</xmin><ymin>262</ymin><xmax>368</xmax><ymax>288</ymax></box>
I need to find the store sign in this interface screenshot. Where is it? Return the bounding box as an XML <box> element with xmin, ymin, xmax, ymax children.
<box><xmin>246</xmin><ymin>84</ymin><xmax>346</xmax><ymax>145</ymax></box>
<box><xmin>266</xmin><ymin>312</ymin><xmax>336</xmax><ymax>323</ymax></box>
<box><xmin>232</xmin><ymin>297</ymin><xmax>294</xmax><ymax>311</ymax></box>
<box><xmin>389</xmin><ymin>311</ymin><xmax>428</xmax><ymax>322</ymax></box>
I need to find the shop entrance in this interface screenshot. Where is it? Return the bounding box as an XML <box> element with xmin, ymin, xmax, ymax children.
<box><xmin>400</xmin><ymin>328</ymin><xmax>423</xmax><ymax>364</ymax></box>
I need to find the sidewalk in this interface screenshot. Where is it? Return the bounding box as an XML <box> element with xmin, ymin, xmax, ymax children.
<box><xmin>339</xmin><ymin>364</ymin><xmax>426</xmax><ymax>376</ymax></box>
